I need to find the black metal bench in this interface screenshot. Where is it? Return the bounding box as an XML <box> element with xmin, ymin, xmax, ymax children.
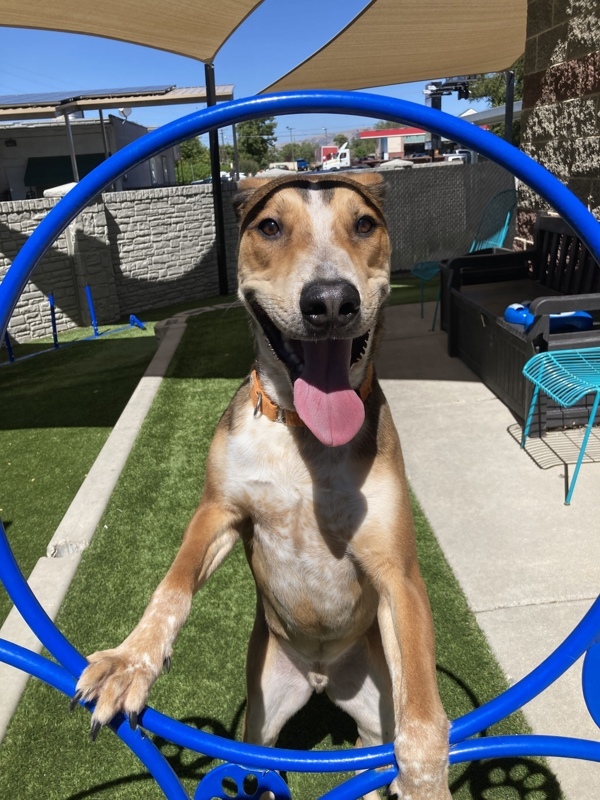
<box><xmin>440</xmin><ymin>214</ymin><xmax>600</xmax><ymax>434</ymax></box>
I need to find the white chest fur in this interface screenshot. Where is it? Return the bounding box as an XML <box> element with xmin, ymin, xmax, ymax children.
<box><xmin>223</xmin><ymin>410</ymin><xmax>386</xmax><ymax>655</ymax></box>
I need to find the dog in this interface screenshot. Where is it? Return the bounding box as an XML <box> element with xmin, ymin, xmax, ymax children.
<box><xmin>75</xmin><ymin>171</ymin><xmax>451</xmax><ymax>799</ymax></box>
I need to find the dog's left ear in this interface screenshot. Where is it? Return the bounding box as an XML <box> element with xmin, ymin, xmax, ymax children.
<box><xmin>233</xmin><ymin>178</ymin><xmax>272</xmax><ymax>222</ymax></box>
<box><xmin>347</xmin><ymin>172</ymin><xmax>386</xmax><ymax>207</ymax></box>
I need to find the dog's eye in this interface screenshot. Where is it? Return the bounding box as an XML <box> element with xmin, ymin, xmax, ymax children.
<box><xmin>258</xmin><ymin>219</ymin><xmax>280</xmax><ymax>237</ymax></box>
<box><xmin>356</xmin><ymin>216</ymin><xmax>376</xmax><ymax>235</ymax></box>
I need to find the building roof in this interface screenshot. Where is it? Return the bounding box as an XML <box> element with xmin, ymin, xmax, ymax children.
<box><xmin>359</xmin><ymin>127</ymin><xmax>426</xmax><ymax>139</ymax></box>
<box><xmin>0</xmin><ymin>1</ymin><xmax>262</xmax><ymax>63</ymax></box>
<box><xmin>265</xmin><ymin>0</ymin><xmax>525</xmax><ymax>93</ymax></box>
<box><xmin>0</xmin><ymin>86</ymin><xmax>235</xmax><ymax>122</ymax></box>
<box><xmin>465</xmin><ymin>100</ymin><xmax>523</xmax><ymax>126</ymax></box>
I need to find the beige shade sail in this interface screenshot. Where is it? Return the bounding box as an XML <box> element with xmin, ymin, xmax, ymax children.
<box><xmin>0</xmin><ymin>1</ymin><xmax>263</xmax><ymax>62</ymax></box>
<box><xmin>265</xmin><ymin>0</ymin><xmax>526</xmax><ymax>93</ymax></box>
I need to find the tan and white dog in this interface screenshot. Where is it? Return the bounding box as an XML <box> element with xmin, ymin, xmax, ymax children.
<box><xmin>75</xmin><ymin>172</ymin><xmax>451</xmax><ymax>799</ymax></box>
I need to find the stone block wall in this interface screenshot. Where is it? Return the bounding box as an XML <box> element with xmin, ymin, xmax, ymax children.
<box><xmin>519</xmin><ymin>0</ymin><xmax>600</xmax><ymax>237</ymax></box>
<box><xmin>0</xmin><ymin>198</ymin><xmax>81</xmax><ymax>339</ymax></box>
<box><xmin>103</xmin><ymin>184</ymin><xmax>239</xmax><ymax>316</ymax></box>
<box><xmin>1</xmin><ymin>164</ymin><xmax>514</xmax><ymax>342</ymax></box>
<box><xmin>1</xmin><ymin>184</ymin><xmax>240</xmax><ymax>343</ymax></box>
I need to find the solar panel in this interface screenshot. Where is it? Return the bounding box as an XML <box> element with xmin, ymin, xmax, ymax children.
<box><xmin>0</xmin><ymin>86</ymin><xmax>174</xmax><ymax>109</ymax></box>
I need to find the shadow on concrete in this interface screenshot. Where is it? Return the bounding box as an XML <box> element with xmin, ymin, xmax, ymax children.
<box><xmin>377</xmin><ymin>304</ymin><xmax>479</xmax><ymax>382</ymax></box>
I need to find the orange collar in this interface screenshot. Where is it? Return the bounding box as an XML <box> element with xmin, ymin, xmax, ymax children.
<box><xmin>249</xmin><ymin>363</ymin><xmax>374</xmax><ymax>427</ymax></box>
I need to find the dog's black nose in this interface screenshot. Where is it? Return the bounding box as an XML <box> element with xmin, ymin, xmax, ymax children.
<box><xmin>300</xmin><ymin>280</ymin><xmax>361</xmax><ymax>331</ymax></box>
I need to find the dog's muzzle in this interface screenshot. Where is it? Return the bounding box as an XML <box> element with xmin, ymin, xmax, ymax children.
<box><xmin>248</xmin><ymin>280</ymin><xmax>373</xmax><ymax>448</ymax></box>
<box><xmin>299</xmin><ymin>279</ymin><xmax>361</xmax><ymax>335</ymax></box>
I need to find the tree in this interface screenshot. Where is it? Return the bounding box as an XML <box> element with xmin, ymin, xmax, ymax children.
<box><xmin>468</xmin><ymin>58</ymin><xmax>524</xmax><ymax>142</ymax></box>
<box><xmin>333</xmin><ymin>133</ymin><xmax>348</xmax><ymax>148</ymax></box>
<box><xmin>177</xmin><ymin>137</ymin><xmax>211</xmax><ymax>183</ymax></box>
<box><xmin>274</xmin><ymin>140</ymin><xmax>316</xmax><ymax>164</ymax></box>
<box><xmin>349</xmin><ymin>137</ymin><xmax>375</xmax><ymax>160</ymax></box>
<box><xmin>237</xmin><ymin>117</ymin><xmax>277</xmax><ymax>169</ymax></box>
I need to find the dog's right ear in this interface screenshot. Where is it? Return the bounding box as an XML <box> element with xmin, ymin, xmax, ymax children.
<box><xmin>233</xmin><ymin>178</ymin><xmax>272</xmax><ymax>223</ymax></box>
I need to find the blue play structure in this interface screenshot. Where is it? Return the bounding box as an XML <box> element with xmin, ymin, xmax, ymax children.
<box><xmin>1</xmin><ymin>282</ymin><xmax>145</xmax><ymax>366</ymax></box>
<box><xmin>1</xmin><ymin>91</ymin><xmax>599</xmax><ymax>799</ymax></box>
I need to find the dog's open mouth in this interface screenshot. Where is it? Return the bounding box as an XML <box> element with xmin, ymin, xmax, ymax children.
<box><xmin>250</xmin><ymin>300</ymin><xmax>371</xmax><ymax>447</ymax></box>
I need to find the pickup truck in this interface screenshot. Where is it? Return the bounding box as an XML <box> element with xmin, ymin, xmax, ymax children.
<box><xmin>443</xmin><ymin>149</ymin><xmax>471</xmax><ymax>164</ymax></box>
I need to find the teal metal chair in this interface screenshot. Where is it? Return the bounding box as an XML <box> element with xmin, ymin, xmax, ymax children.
<box><xmin>522</xmin><ymin>347</ymin><xmax>600</xmax><ymax>504</ymax></box>
<box><xmin>411</xmin><ymin>188</ymin><xmax>518</xmax><ymax>330</ymax></box>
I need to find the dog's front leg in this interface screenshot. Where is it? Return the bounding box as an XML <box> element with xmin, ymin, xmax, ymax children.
<box><xmin>377</xmin><ymin>568</ymin><xmax>451</xmax><ymax>800</ymax></box>
<box><xmin>75</xmin><ymin>501</ymin><xmax>242</xmax><ymax>733</ymax></box>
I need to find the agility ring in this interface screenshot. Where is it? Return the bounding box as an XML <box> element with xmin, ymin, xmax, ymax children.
<box><xmin>1</xmin><ymin>91</ymin><xmax>599</xmax><ymax>799</ymax></box>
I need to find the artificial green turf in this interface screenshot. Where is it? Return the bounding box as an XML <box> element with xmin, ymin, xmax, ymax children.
<box><xmin>0</xmin><ymin>324</ymin><xmax>158</xmax><ymax>626</ymax></box>
<box><xmin>387</xmin><ymin>274</ymin><xmax>440</xmax><ymax>307</ymax></box>
<box><xmin>0</xmin><ymin>295</ymin><xmax>238</xmax><ymax>626</ymax></box>
<box><xmin>0</xmin><ymin>306</ymin><xmax>562</xmax><ymax>799</ymax></box>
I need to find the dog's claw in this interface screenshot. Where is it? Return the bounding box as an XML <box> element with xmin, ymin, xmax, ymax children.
<box><xmin>90</xmin><ymin>721</ymin><xmax>103</xmax><ymax>743</ymax></box>
<box><xmin>69</xmin><ymin>690</ymin><xmax>83</xmax><ymax>712</ymax></box>
<box><xmin>163</xmin><ymin>656</ymin><xmax>171</xmax><ymax>674</ymax></box>
<box><xmin>129</xmin><ymin>711</ymin><xmax>138</xmax><ymax>731</ymax></box>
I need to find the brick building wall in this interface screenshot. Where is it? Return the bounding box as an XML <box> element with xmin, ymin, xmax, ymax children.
<box><xmin>519</xmin><ymin>0</ymin><xmax>600</xmax><ymax>238</ymax></box>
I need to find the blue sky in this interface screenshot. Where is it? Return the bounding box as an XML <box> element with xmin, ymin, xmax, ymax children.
<box><xmin>0</xmin><ymin>0</ymin><xmax>489</xmax><ymax>147</ymax></box>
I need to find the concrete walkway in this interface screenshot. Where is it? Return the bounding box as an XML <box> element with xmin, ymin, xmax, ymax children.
<box><xmin>378</xmin><ymin>302</ymin><xmax>600</xmax><ymax>800</ymax></box>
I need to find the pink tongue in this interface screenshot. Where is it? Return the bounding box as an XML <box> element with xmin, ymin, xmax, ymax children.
<box><xmin>293</xmin><ymin>339</ymin><xmax>365</xmax><ymax>447</ymax></box>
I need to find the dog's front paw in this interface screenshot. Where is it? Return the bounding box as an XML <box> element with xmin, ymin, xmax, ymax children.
<box><xmin>74</xmin><ymin>645</ymin><xmax>169</xmax><ymax>737</ymax></box>
<box><xmin>391</xmin><ymin>718</ymin><xmax>451</xmax><ymax>800</ymax></box>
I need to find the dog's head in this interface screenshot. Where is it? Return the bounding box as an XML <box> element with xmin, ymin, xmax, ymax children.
<box><xmin>234</xmin><ymin>172</ymin><xmax>391</xmax><ymax>447</ymax></box>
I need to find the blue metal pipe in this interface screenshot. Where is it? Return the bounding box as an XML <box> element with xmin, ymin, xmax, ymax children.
<box><xmin>1</xmin><ymin>90</ymin><xmax>600</xmax><ymax>791</ymax></box>
<box><xmin>0</xmin><ymin>638</ymin><xmax>190</xmax><ymax>800</ymax></box>
<box><xmin>450</xmin><ymin>734</ymin><xmax>600</xmax><ymax>763</ymax></box>
<box><xmin>451</xmin><ymin>596</ymin><xmax>600</xmax><ymax>742</ymax></box>
<box><xmin>85</xmin><ymin>283</ymin><xmax>100</xmax><ymax>337</ymax></box>
<box><xmin>134</xmin><ymin>705</ymin><xmax>396</xmax><ymax>773</ymax></box>
<box><xmin>317</xmin><ymin>766</ymin><xmax>398</xmax><ymax>799</ymax></box>
<box><xmin>48</xmin><ymin>291</ymin><xmax>59</xmax><ymax>349</ymax></box>
<box><xmin>0</xmin><ymin>520</ymin><xmax>88</xmax><ymax>677</ymax></box>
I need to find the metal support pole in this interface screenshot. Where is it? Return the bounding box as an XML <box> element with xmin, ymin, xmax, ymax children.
<box><xmin>205</xmin><ymin>62</ymin><xmax>229</xmax><ymax>296</ymax></box>
<box><xmin>427</xmin><ymin>95</ymin><xmax>442</xmax><ymax>159</ymax></box>
<box><xmin>62</xmin><ymin>111</ymin><xmax>80</xmax><ymax>182</ymax></box>
<box><xmin>98</xmin><ymin>109</ymin><xmax>110</xmax><ymax>159</ymax></box>
<box><xmin>232</xmin><ymin>124</ymin><xmax>240</xmax><ymax>180</ymax></box>
<box><xmin>505</xmin><ymin>70</ymin><xmax>515</xmax><ymax>145</ymax></box>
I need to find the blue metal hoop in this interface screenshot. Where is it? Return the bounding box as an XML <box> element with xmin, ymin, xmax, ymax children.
<box><xmin>1</xmin><ymin>90</ymin><xmax>600</xmax><ymax>799</ymax></box>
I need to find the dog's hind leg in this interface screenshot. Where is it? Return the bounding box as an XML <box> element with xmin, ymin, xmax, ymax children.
<box><xmin>326</xmin><ymin>632</ymin><xmax>394</xmax><ymax>800</ymax></box>
<box><xmin>243</xmin><ymin>610</ymin><xmax>313</xmax><ymax>747</ymax></box>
